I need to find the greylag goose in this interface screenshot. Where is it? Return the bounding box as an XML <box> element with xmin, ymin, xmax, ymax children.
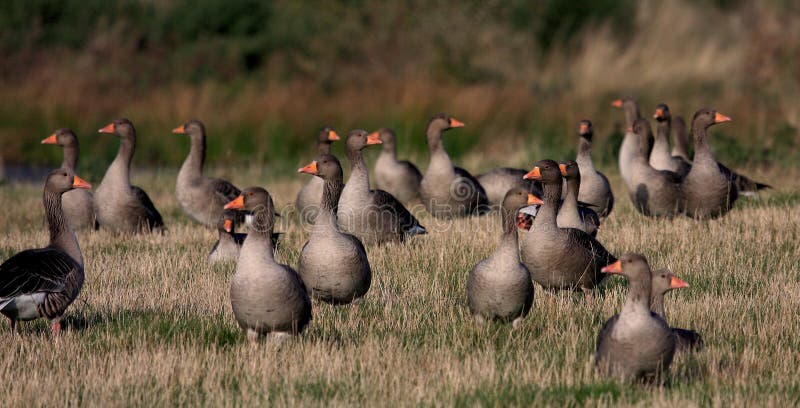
<box><xmin>95</xmin><ymin>119</ymin><xmax>165</xmax><ymax>233</ymax></box>
<box><xmin>420</xmin><ymin>113</ymin><xmax>489</xmax><ymax>217</ymax></box>
<box><xmin>557</xmin><ymin>160</ymin><xmax>599</xmax><ymax>237</ymax></box>
<box><xmin>41</xmin><ymin>128</ymin><xmax>97</xmax><ymax>230</ymax></box>
<box><xmin>651</xmin><ymin>269</ymin><xmax>703</xmax><ymax>353</ymax></box>
<box><xmin>208</xmin><ymin>210</ymin><xmax>281</xmax><ymax>264</ymax></box>
<box><xmin>298</xmin><ymin>154</ymin><xmax>371</xmax><ymax>304</ymax></box>
<box><xmin>477</xmin><ymin>168</ymin><xmax>539</xmax><ymax>208</ymax></box>
<box><xmin>224</xmin><ymin>187</ymin><xmax>311</xmax><ymax>340</ymax></box>
<box><xmin>629</xmin><ymin>119</ymin><xmax>684</xmax><ymax>218</ymax></box>
<box><xmin>595</xmin><ymin>254</ymin><xmax>676</xmax><ymax>382</ymax></box>
<box><xmin>338</xmin><ymin>130</ymin><xmax>425</xmax><ymax>245</ymax></box>
<box><xmin>467</xmin><ymin>188</ymin><xmax>539</xmax><ymax>327</ymax></box>
<box><xmin>650</xmin><ymin>104</ymin><xmax>691</xmax><ymax>177</ymax></box>
<box><xmin>372</xmin><ymin>128</ymin><xmax>422</xmax><ymax>204</ymax></box>
<box><xmin>575</xmin><ymin>120</ymin><xmax>614</xmax><ymax>220</ymax></box>
<box><xmin>0</xmin><ymin>169</ymin><xmax>91</xmax><ymax>335</ymax></box>
<box><xmin>612</xmin><ymin>97</ymin><xmax>648</xmax><ymax>194</ymax></box>
<box><xmin>296</xmin><ymin>127</ymin><xmax>340</xmax><ymax>223</ymax></box>
<box><xmin>173</xmin><ymin>119</ymin><xmax>242</xmax><ymax>227</ymax></box>
<box><xmin>520</xmin><ymin>160</ymin><xmax>615</xmax><ymax>301</ymax></box>
<box><xmin>681</xmin><ymin>109</ymin><xmax>738</xmax><ymax>218</ymax></box>
<box><xmin>671</xmin><ymin>116</ymin><xmax>691</xmax><ymax>162</ymax></box>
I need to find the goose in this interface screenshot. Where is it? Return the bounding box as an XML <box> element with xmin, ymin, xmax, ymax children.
<box><xmin>0</xmin><ymin>168</ymin><xmax>91</xmax><ymax>335</ymax></box>
<box><xmin>372</xmin><ymin>128</ymin><xmax>422</xmax><ymax>204</ymax></box>
<box><xmin>208</xmin><ymin>210</ymin><xmax>281</xmax><ymax>264</ymax></box>
<box><xmin>595</xmin><ymin>254</ymin><xmax>676</xmax><ymax>382</ymax></box>
<box><xmin>95</xmin><ymin>119</ymin><xmax>165</xmax><ymax>233</ymax></box>
<box><xmin>173</xmin><ymin>119</ymin><xmax>242</xmax><ymax>227</ymax></box>
<box><xmin>575</xmin><ymin>120</ymin><xmax>614</xmax><ymax>220</ymax></box>
<box><xmin>338</xmin><ymin>130</ymin><xmax>425</xmax><ymax>245</ymax></box>
<box><xmin>296</xmin><ymin>127</ymin><xmax>340</xmax><ymax>223</ymax></box>
<box><xmin>612</xmin><ymin>97</ymin><xmax>649</xmax><ymax>194</ymax></box>
<box><xmin>467</xmin><ymin>188</ymin><xmax>539</xmax><ymax>327</ymax></box>
<box><xmin>420</xmin><ymin>113</ymin><xmax>489</xmax><ymax>217</ymax></box>
<box><xmin>297</xmin><ymin>154</ymin><xmax>371</xmax><ymax>304</ymax></box>
<box><xmin>520</xmin><ymin>160</ymin><xmax>615</xmax><ymax>302</ymax></box>
<box><xmin>40</xmin><ymin>128</ymin><xmax>97</xmax><ymax>230</ymax></box>
<box><xmin>629</xmin><ymin>119</ymin><xmax>684</xmax><ymax>218</ymax></box>
<box><xmin>650</xmin><ymin>104</ymin><xmax>691</xmax><ymax>177</ymax></box>
<box><xmin>557</xmin><ymin>160</ymin><xmax>599</xmax><ymax>237</ymax></box>
<box><xmin>651</xmin><ymin>269</ymin><xmax>703</xmax><ymax>353</ymax></box>
<box><xmin>477</xmin><ymin>168</ymin><xmax>539</xmax><ymax>209</ymax></box>
<box><xmin>671</xmin><ymin>116</ymin><xmax>691</xmax><ymax>162</ymax></box>
<box><xmin>224</xmin><ymin>187</ymin><xmax>311</xmax><ymax>340</ymax></box>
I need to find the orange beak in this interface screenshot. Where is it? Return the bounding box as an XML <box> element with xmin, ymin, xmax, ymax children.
<box><xmin>626</xmin><ymin>126</ymin><xmax>633</xmax><ymax>133</ymax></box>
<box><xmin>654</xmin><ymin>108</ymin><xmax>664</xmax><ymax>119</ymax></box>
<box><xmin>327</xmin><ymin>130</ymin><xmax>340</xmax><ymax>141</ymax></box>
<box><xmin>98</xmin><ymin>123</ymin><xmax>115</xmax><ymax>134</ymax></box>
<box><xmin>611</xmin><ymin>99</ymin><xmax>623</xmax><ymax>108</ymax></box>
<box><xmin>72</xmin><ymin>175</ymin><xmax>92</xmax><ymax>189</ymax></box>
<box><xmin>298</xmin><ymin>161</ymin><xmax>319</xmax><ymax>175</ymax></box>
<box><xmin>559</xmin><ymin>163</ymin><xmax>567</xmax><ymax>176</ymax></box>
<box><xmin>670</xmin><ymin>275</ymin><xmax>689</xmax><ymax>289</ymax></box>
<box><xmin>449</xmin><ymin>118</ymin><xmax>465</xmax><ymax>128</ymax></box>
<box><xmin>366</xmin><ymin>132</ymin><xmax>382</xmax><ymax>145</ymax></box>
<box><xmin>41</xmin><ymin>134</ymin><xmax>58</xmax><ymax>144</ymax></box>
<box><xmin>714</xmin><ymin>112</ymin><xmax>731</xmax><ymax>123</ymax></box>
<box><xmin>527</xmin><ymin>193</ymin><xmax>543</xmax><ymax>205</ymax></box>
<box><xmin>223</xmin><ymin>219</ymin><xmax>233</xmax><ymax>233</ymax></box>
<box><xmin>172</xmin><ymin>124</ymin><xmax>186</xmax><ymax>134</ymax></box>
<box><xmin>601</xmin><ymin>260</ymin><xmax>623</xmax><ymax>274</ymax></box>
<box><xmin>579</xmin><ymin>123</ymin><xmax>588</xmax><ymax>134</ymax></box>
<box><xmin>523</xmin><ymin>167</ymin><xmax>541</xmax><ymax>180</ymax></box>
<box><xmin>224</xmin><ymin>195</ymin><xmax>245</xmax><ymax>210</ymax></box>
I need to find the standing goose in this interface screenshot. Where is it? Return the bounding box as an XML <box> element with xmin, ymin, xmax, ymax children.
<box><xmin>173</xmin><ymin>119</ymin><xmax>242</xmax><ymax>227</ymax></box>
<box><xmin>467</xmin><ymin>188</ymin><xmax>539</xmax><ymax>327</ymax></box>
<box><xmin>95</xmin><ymin>119</ymin><xmax>164</xmax><ymax>233</ymax></box>
<box><xmin>338</xmin><ymin>130</ymin><xmax>425</xmax><ymax>245</ymax></box>
<box><xmin>40</xmin><ymin>128</ymin><xmax>97</xmax><ymax>230</ymax></box>
<box><xmin>651</xmin><ymin>269</ymin><xmax>703</xmax><ymax>353</ymax></box>
<box><xmin>298</xmin><ymin>154</ymin><xmax>371</xmax><ymax>304</ymax></box>
<box><xmin>0</xmin><ymin>169</ymin><xmax>91</xmax><ymax>334</ymax></box>
<box><xmin>224</xmin><ymin>187</ymin><xmax>311</xmax><ymax>340</ymax></box>
<box><xmin>629</xmin><ymin>119</ymin><xmax>684</xmax><ymax>218</ymax></box>
<box><xmin>372</xmin><ymin>128</ymin><xmax>423</xmax><ymax>204</ymax></box>
<box><xmin>520</xmin><ymin>160</ymin><xmax>615</xmax><ymax>301</ymax></box>
<box><xmin>420</xmin><ymin>113</ymin><xmax>489</xmax><ymax>217</ymax></box>
<box><xmin>477</xmin><ymin>168</ymin><xmax>539</xmax><ymax>209</ymax></box>
<box><xmin>681</xmin><ymin>109</ymin><xmax>738</xmax><ymax>219</ymax></box>
<box><xmin>612</xmin><ymin>97</ymin><xmax>648</xmax><ymax>194</ymax></box>
<box><xmin>296</xmin><ymin>127</ymin><xmax>340</xmax><ymax>223</ymax></box>
<box><xmin>557</xmin><ymin>160</ymin><xmax>600</xmax><ymax>237</ymax></box>
<box><xmin>575</xmin><ymin>120</ymin><xmax>614</xmax><ymax>220</ymax></box>
<box><xmin>650</xmin><ymin>104</ymin><xmax>691</xmax><ymax>177</ymax></box>
<box><xmin>595</xmin><ymin>254</ymin><xmax>676</xmax><ymax>382</ymax></box>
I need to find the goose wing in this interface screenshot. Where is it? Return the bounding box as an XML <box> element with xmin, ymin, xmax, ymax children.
<box><xmin>0</xmin><ymin>248</ymin><xmax>77</xmax><ymax>301</ymax></box>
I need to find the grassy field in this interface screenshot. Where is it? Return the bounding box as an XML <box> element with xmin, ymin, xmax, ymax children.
<box><xmin>1</xmin><ymin>159</ymin><xmax>799</xmax><ymax>406</ymax></box>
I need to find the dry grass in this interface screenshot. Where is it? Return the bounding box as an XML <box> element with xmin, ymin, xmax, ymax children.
<box><xmin>1</xmin><ymin>161</ymin><xmax>799</xmax><ymax>406</ymax></box>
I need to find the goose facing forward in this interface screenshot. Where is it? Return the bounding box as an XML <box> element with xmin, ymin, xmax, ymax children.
<box><xmin>650</xmin><ymin>104</ymin><xmax>691</xmax><ymax>177</ymax></box>
<box><xmin>298</xmin><ymin>154</ymin><xmax>371</xmax><ymax>304</ymax></box>
<box><xmin>372</xmin><ymin>128</ymin><xmax>423</xmax><ymax>204</ymax></box>
<box><xmin>467</xmin><ymin>188</ymin><xmax>539</xmax><ymax>327</ymax></box>
<box><xmin>557</xmin><ymin>160</ymin><xmax>600</xmax><ymax>237</ymax></box>
<box><xmin>420</xmin><ymin>113</ymin><xmax>489</xmax><ymax>218</ymax></box>
<box><xmin>41</xmin><ymin>128</ymin><xmax>97</xmax><ymax>230</ymax></box>
<box><xmin>95</xmin><ymin>119</ymin><xmax>164</xmax><ymax>233</ymax></box>
<box><xmin>0</xmin><ymin>169</ymin><xmax>91</xmax><ymax>335</ymax></box>
<box><xmin>296</xmin><ymin>127</ymin><xmax>340</xmax><ymax>224</ymax></box>
<box><xmin>173</xmin><ymin>119</ymin><xmax>242</xmax><ymax>227</ymax></box>
<box><xmin>224</xmin><ymin>187</ymin><xmax>311</xmax><ymax>340</ymax></box>
<box><xmin>595</xmin><ymin>254</ymin><xmax>676</xmax><ymax>382</ymax></box>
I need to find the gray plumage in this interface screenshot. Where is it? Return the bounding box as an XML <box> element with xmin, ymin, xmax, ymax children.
<box><xmin>420</xmin><ymin>113</ymin><xmax>489</xmax><ymax>218</ymax></box>
<box><xmin>208</xmin><ymin>210</ymin><xmax>245</xmax><ymax>264</ymax></box>
<box><xmin>575</xmin><ymin>120</ymin><xmax>614</xmax><ymax>220</ymax></box>
<box><xmin>373</xmin><ymin>128</ymin><xmax>422</xmax><ymax>204</ymax></box>
<box><xmin>629</xmin><ymin>119</ymin><xmax>684</xmax><ymax>218</ymax></box>
<box><xmin>174</xmin><ymin>119</ymin><xmax>242</xmax><ymax>227</ymax></box>
<box><xmin>0</xmin><ymin>169</ymin><xmax>88</xmax><ymax>334</ymax></box>
<box><xmin>595</xmin><ymin>253</ymin><xmax>676</xmax><ymax>382</ymax></box>
<box><xmin>650</xmin><ymin>269</ymin><xmax>703</xmax><ymax>353</ymax></box>
<box><xmin>296</xmin><ymin>127</ymin><xmax>339</xmax><ymax>224</ymax></box>
<box><xmin>298</xmin><ymin>154</ymin><xmax>371</xmax><ymax>304</ymax></box>
<box><xmin>94</xmin><ymin>119</ymin><xmax>164</xmax><ymax>233</ymax></box>
<box><xmin>613</xmin><ymin>97</ymin><xmax>648</xmax><ymax>196</ymax></box>
<box><xmin>467</xmin><ymin>188</ymin><xmax>534</xmax><ymax>326</ymax></box>
<box><xmin>228</xmin><ymin>187</ymin><xmax>311</xmax><ymax>339</ymax></box>
<box><xmin>650</xmin><ymin>104</ymin><xmax>691</xmax><ymax>178</ymax></box>
<box><xmin>557</xmin><ymin>160</ymin><xmax>599</xmax><ymax>237</ymax></box>
<box><xmin>41</xmin><ymin>128</ymin><xmax>97</xmax><ymax>230</ymax></box>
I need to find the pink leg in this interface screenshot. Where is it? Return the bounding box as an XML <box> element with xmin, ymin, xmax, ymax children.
<box><xmin>51</xmin><ymin>321</ymin><xmax>61</xmax><ymax>336</ymax></box>
<box><xmin>8</xmin><ymin>317</ymin><xmax>16</xmax><ymax>334</ymax></box>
